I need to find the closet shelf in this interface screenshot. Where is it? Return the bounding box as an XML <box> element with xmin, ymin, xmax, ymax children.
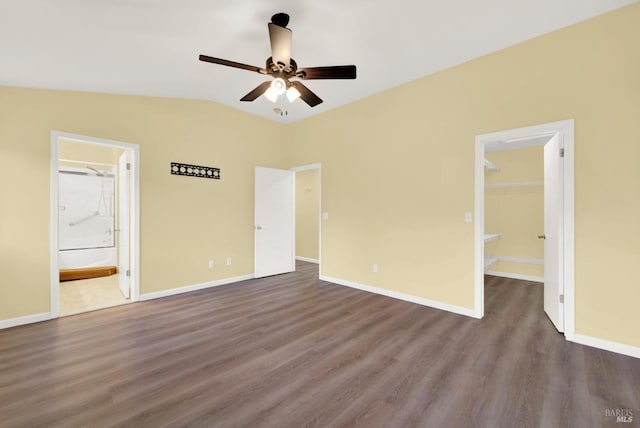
<box><xmin>484</xmin><ymin>233</ymin><xmax>501</xmax><ymax>243</ymax></box>
<box><xmin>485</xmin><ymin>181</ymin><xmax>543</xmax><ymax>189</ymax></box>
<box><xmin>484</xmin><ymin>159</ymin><xmax>500</xmax><ymax>171</ymax></box>
<box><xmin>484</xmin><ymin>256</ymin><xmax>499</xmax><ymax>270</ymax></box>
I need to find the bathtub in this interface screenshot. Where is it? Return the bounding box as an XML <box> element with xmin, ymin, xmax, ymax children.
<box><xmin>59</xmin><ymin>247</ymin><xmax>117</xmax><ymax>270</ymax></box>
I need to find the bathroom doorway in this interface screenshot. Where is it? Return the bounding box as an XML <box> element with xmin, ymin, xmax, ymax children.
<box><xmin>50</xmin><ymin>132</ymin><xmax>140</xmax><ymax>317</ymax></box>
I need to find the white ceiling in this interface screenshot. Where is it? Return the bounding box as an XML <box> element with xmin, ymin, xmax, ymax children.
<box><xmin>0</xmin><ymin>0</ymin><xmax>635</xmax><ymax>124</ymax></box>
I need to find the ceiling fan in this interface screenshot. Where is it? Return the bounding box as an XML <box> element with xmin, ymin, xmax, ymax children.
<box><xmin>199</xmin><ymin>13</ymin><xmax>356</xmax><ymax>108</ymax></box>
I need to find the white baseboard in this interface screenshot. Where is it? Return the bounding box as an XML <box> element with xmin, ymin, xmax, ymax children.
<box><xmin>485</xmin><ymin>271</ymin><xmax>544</xmax><ymax>283</ymax></box>
<box><xmin>320</xmin><ymin>275</ymin><xmax>477</xmax><ymax>318</ymax></box>
<box><xmin>571</xmin><ymin>334</ymin><xmax>640</xmax><ymax>359</ymax></box>
<box><xmin>296</xmin><ymin>256</ymin><xmax>319</xmax><ymax>264</ymax></box>
<box><xmin>139</xmin><ymin>274</ymin><xmax>255</xmax><ymax>302</ymax></box>
<box><xmin>0</xmin><ymin>312</ymin><xmax>52</xmax><ymax>330</ymax></box>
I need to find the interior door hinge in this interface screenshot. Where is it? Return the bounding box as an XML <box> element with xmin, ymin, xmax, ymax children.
<box><xmin>559</xmin><ymin>294</ymin><xmax>564</xmax><ymax>304</ymax></box>
<box><xmin>126</xmin><ymin>162</ymin><xmax>131</xmax><ymax>171</ymax></box>
<box><xmin>559</xmin><ymin>148</ymin><xmax>565</xmax><ymax>158</ymax></box>
<box><xmin>126</xmin><ymin>269</ymin><xmax>130</xmax><ymax>277</ymax></box>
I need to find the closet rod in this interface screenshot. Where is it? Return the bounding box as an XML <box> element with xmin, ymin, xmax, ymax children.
<box><xmin>484</xmin><ymin>159</ymin><xmax>500</xmax><ymax>171</ymax></box>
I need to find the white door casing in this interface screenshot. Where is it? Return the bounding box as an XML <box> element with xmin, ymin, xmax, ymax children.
<box><xmin>254</xmin><ymin>167</ymin><xmax>295</xmax><ymax>278</ymax></box>
<box><xmin>474</xmin><ymin>119</ymin><xmax>574</xmax><ymax>340</ymax></box>
<box><xmin>118</xmin><ymin>151</ymin><xmax>131</xmax><ymax>299</ymax></box>
<box><xmin>50</xmin><ymin>131</ymin><xmax>140</xmax><ymax>319</ymax></box>
<box><xmin>543</xmin><ymin>134</ymin><xmax>564</xmax><ymax>331</ymax></box>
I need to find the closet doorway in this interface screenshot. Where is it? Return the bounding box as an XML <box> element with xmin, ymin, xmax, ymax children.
<box><xmin>474</xmin><ymin>120</ymin><xmax>575</xmax><ymax>338</ymax></box>
<box><xmin>50</xmin><ymin>132</ymin><xmax>140</xmax><ymax>317</ymax></box>
<box><xmin>291</xmin><ymin>163</ymin><xmax>322</xmax><ymax>276</ymax></box>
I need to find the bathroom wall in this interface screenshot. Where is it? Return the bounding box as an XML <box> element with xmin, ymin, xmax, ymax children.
<box><xmin>58</xmin><ymin>140</ymin><xmax>123</xmax><ymax>270</ymax></box>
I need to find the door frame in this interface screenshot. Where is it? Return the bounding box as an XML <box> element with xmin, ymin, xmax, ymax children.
<box><xmin>473</xmin><ymin>119</ymin><xmax>575</xmax><ymax>339</ymax></box>
<box><xmin>50</xmin><ymin>131</ymin><xmax>141</xmax><ymax>318</ymax></box>
<box><xmin>290</xmin><ymin>163</ymin><xmax>322</xmax><ymax>276</ymax></box>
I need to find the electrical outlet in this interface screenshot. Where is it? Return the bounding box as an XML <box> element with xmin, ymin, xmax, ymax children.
<box><xmin>208</xmin><ymin>260</ymin><xmax>214</xmax><ymax>269</ymax></box>
<box><xmin>226</xmin><ymin>257</ymin><xmax>232</xmax><ymax>266</ymax></box>
<box><xmin>322</xmin><ymin>212</ymin><xmax>329</xmax><ymax>220</ymax></box>
<box><xmin>373</xmin><ymin>263</ymin><xmax>378</xmax><ymax>273</ymax></box>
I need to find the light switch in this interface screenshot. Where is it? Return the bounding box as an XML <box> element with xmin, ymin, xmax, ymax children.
<box><xmin>465</xmin><ymin>212</ymin><xmax>473</xmax><ymax>223</ymax></box>
<box><xmin>322</xmin><ymin>212</ymin><xmax>329</xmax><ymax>220</ymax></box>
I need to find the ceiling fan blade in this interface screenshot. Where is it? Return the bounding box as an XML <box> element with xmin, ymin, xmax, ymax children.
<box><xmin>268</xmin><ymin>23</ymin><xmax>292</xmax><ymax>69</ymax></box>
<box><xmin>291</xmin><ymin>81</ymin><xmax>323</xmax><ymax>107</ymax></box>
<box><xmin>297</xmin><ymin>65</ymin><xmax>357</xmax><ymax>80</ymax></box>
<box><xmin>199</xmin><ymin>55</ymin><xmax>264</xmax><ymax>74</ymax></box>
<box><xmin>240</xmin><ymin>81</ymin><xmax>272</xmax><ymax>102</ymax></box>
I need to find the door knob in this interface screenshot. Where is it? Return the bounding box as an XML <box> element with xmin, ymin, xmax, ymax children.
<box><xmin>255</xmin><ymin>226</ymin><xmax>263</xmax><ymax>230</ymax></box>
<box><xmin>538</xmin><ymin>234</ymin><xmax>546</xmax><ymax>239</ymax></box>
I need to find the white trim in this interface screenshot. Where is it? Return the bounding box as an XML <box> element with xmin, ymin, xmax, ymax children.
<box><xmin>485</xmin><ymin>271</ymin><xmax>544</xmax><ymax>283</ymax></box>
<box><xmin>139</xmin><ymin>274</ymin><xmax>254</xmax><ymax>301</ymax></box>
<box><xmin>296</xmin><ymin>256</ymin><xmax>319</xmax><ymax>264</ymax></box>
<box><xmin>474</xmin><ymin>138</ymin><xmax>485</xmax><ymax>318</ymax></box>
<box><xmin>497</xmin><ymin>256</ymin><xmax>544</xmax><ymax>265</ymax></box>
<box><xmin>475</xmin><ymin>119</ymin><xmax>575</xmax><ymax>338</ymax></box>
<box><xmin>571</xmin><ymin>334</ymin><xmax>640</xmax><ymax>360</ymax></box>
<box><xmin>0</xmin><ymin>313</ymin><xmax>52</xmax><ymax>330</ymax></box>
<box><xmin>562</xmin><ymin>123</ymin><xmax>576</xmax><ymax>341</ymax></box>
<box><xmin>291</xmin><ymin>171</ymin><xmax>296</xmax><ymax>273</ymax></box>
<box><xmin>320</xmin><ymin>275</ymin><xmax>478</xmax><ymax>318</ymax></box>
<box><xmin>318</xmin><ymin>168</ymin><xmax>322</xmax><ymax>276</ymax></box>
<box><xmin>50</xmin><ymin>135</ymin><xmax>60</xmax><ymax>317</ymax></box>
<box><xmin>51</xmin><ymin>131</ymin><xmax>141</xmax><ymax>318</ymax></box>
<box><xmin>486</xmin><ymin>255</ymin><xmax>543</xmax><ymax>269</ymax></box>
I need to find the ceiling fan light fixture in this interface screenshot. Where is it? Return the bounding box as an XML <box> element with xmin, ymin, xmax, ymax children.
<box><xmin>270</xmin><ymin>78</ymin><xmax>286</xmax><ymax>95</ymax></box>
<box><xmin>264</xmin><ymin>87</ymin><xmax>279</xmax><ymax>102</ymax></box>
<box><xmin>199</xmin><ymin>13</ymin><xmax>356</xmax><ymax>109</ymax></box>
<box><xmin>286</xmin><ymin>86</ymin><xmax>301</xmax><ymax>102</ymax></box>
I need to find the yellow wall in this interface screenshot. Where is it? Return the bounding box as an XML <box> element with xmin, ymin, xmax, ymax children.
<box><xmin>1</xmin><ymin>3</ymin><xmax>639</xmax><ymax>349</ymax></box>
<box><xmin>485</xmin><ymin>147</ymin><xmax>544</xmax><ymax>278</ymax></box>
<box><xmin>295</xmin><ymin>169</ymin><xmax>320</xmax><ymax>260</ymax></box>
<box><xmin>0</xmin><ymin>87</ymin><xmax>287</xmax><ymax>319</ymax></box>
<box><xmin>287</xmin><ymin>4</ymin><xmax>640</xmax><ymax>347</ymax></box>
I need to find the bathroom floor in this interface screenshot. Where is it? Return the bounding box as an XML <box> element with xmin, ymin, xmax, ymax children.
<box><xmin>59</xmin><ymin>274</ymin><xmax>131</xmax><ymax>317</ymax></box>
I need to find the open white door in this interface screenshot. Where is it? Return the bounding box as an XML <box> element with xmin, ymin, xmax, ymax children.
<box><xmin>118</xmin><ymin>151</ymin><xmax>131</xmax><ymax>299</ymax></box>
<box><xmin>255</xmin><ymin>167</ymin><xmax>295</xmax><ymax>278</ymax></box>
<box><xmin>543</xmin><ymin>134</ymin><xmax>564</xmax><ymax>332</ymax></box>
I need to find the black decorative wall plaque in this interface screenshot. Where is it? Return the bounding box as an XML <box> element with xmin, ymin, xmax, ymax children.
<box><xmin>171</xmin><ymin>162</ymin><xmax>220</xmax><ymax>180</ymax></box>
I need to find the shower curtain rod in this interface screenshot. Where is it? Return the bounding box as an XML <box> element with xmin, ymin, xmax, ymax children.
<box><xmin>59</xmin><ymin>170</ymin><xmax>115</xmax><ymax>178</ymax></box>
<box><xmin>59</xmin><ymin>159</ymin><xmax>115</xmax><ymax>168</ymax></box>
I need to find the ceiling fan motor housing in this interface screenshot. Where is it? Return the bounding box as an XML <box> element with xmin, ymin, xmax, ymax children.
<box><xmin>271</xmin><ymin>13</ymin><xmax>290</xmax><ymax>28</ymax></box>
<box><xmin>267</xmin><ymin>57</ymin><xmax>297</xmax><ymax>77</ymax></box>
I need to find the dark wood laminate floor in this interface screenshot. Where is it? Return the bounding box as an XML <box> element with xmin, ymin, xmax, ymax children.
<box><xmin>1</xmin><ymin>263</ymin><xmax>638</xmax><ymax>428</ymax></box>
